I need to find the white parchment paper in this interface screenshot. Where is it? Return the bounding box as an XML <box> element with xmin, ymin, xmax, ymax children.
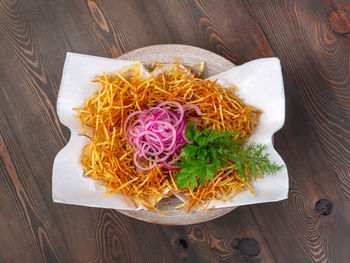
<box><xmin>52</xmin><ymin>52</ymin><xmax>288</xmax><ymax>210</ymax></box>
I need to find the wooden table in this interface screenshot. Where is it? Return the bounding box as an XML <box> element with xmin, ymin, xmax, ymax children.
<box><xmin>0</xmin><ymin>1</ymin><xmax>349</xmax><ymax>262</ymax></box>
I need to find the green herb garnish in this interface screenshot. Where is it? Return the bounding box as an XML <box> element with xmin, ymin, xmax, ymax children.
<box><xmin>175</xmin><ymin>123</ymin><xmax>283</xmax><ymax>190</ymax></box>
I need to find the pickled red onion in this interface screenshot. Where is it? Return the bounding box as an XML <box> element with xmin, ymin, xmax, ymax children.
<box><xmin>124</xmin><ymin>101</ymin><xmax>200</xmax><ymax>170</ymax></box>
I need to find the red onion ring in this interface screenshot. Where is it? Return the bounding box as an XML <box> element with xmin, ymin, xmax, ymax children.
<box><xmin>124</xmin><ymin>101</ymin><xmax>201</xmax><ymax>170</ymax></box>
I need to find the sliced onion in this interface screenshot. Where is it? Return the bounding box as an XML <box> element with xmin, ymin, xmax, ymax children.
<box><xmin>124</xmin><ymin>101</ymin><xmax>201</xmax><ymax>170</ymax></box>
<box><xmin>133</xmin><ymin>151</ymin><xmax>154</xmax><ymax>171</ymax></box>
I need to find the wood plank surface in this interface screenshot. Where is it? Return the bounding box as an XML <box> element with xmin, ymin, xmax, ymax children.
<box><xmin>0</xmin><ymin>0</ymin><xmax>349</xmax><ymax>262</ymax></box>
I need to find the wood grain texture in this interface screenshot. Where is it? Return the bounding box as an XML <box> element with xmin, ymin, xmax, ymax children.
<box><xmin>247</xmin><ymin>0</ymin><xmax>350</xmax><ymax>199</ymax></box>
<box><xmin>0</xmin><ymin>0</ymin><xmax>349</xmax><ymax>262</ymax></box>
<box><xmin>244</xmin><ymin>1</ymin><xmax>350</xmax><ymax>262</ymax></box>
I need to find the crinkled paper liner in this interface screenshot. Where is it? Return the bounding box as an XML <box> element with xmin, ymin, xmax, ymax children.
<box><xmin>52</xmin><ymin>52</ymin><xmax>288</xmax><ymax>211</ymax></box>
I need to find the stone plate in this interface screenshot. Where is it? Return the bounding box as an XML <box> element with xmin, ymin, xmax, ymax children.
<box><xmin>117</xmin><ymin>44</ymin><xmax>237</xmax><ymax>225</ymax></box>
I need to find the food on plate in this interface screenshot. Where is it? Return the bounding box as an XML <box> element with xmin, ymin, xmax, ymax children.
<box><xmin>123</xmin><ymin>101</ymin><xmax>200</xmax><ymax>171</ymax></box>
<box><xmin>74</xmin><ymin>60</ymin><xmax>282</xmax><ymax>212</ymax></box>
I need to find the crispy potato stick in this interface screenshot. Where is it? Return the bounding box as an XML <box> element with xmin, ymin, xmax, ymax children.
<box><xmin>75</xmin><ymin>60</ymin><xmax>261</xmax><ymax>212</ymax></box>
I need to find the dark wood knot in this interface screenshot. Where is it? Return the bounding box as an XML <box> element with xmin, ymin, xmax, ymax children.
<box><xmin>316</xmin><ymin>199</ymin><xmax>333</xmax><ymax>216</ymax></box>
<box><xmin>231</xmin><ymin>238</ymin><xmax>260</xmax><ymax>256</ymax></box>
<box><xmin>174</xmin><ymin>238</ymin><xmax>188</xmax><ymax>250</ymax></box>
<box><xmin>328</xmin><ymin>8</ymin><xmax>350</xmax><ymax>35</ymax></box>
<box><xmin>192</xmin><ymin>226</ymin><xmax>204</xmax><ymax>240</ymax></box>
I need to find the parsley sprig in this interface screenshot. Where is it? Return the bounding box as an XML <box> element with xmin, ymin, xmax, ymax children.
<box><xmin>175</xmin><ymin>123</ymin><xmax>283</xmax><ymax>190</ymax></box>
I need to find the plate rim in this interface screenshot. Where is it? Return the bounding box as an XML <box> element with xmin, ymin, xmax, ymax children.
<box><xmin>116</xmin><ymin>44</ymin><xmax>238</xmax><ymax>225</ymax></box>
